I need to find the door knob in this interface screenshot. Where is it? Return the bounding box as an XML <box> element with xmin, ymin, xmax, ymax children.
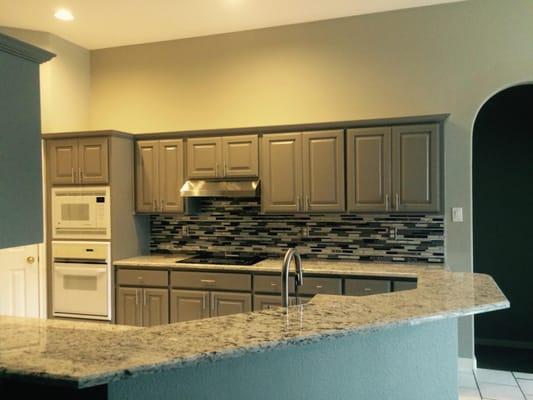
<box><xmin>26</xmin><ymin>256</ymin><xmax>35</xmax><ymax>264</ymax></box>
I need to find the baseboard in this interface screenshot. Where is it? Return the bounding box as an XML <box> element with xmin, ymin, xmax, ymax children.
<box><xmin>458</xmin><ymin>357</ymin><xmax>477</xmax><ymax>371</ymax></box>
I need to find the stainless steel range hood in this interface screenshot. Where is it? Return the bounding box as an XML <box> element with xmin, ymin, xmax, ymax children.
<box><xmin>180</xmin><ymin>180</ymin><xmax>260</xmax><ymax>198</ymax></box>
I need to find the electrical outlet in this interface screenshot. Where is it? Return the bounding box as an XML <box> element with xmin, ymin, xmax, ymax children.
<box><xmin>301</xmin><ymin>226</ymin><xmax>310</xmax><ymax>238</ymax></box>
<box><xmin>452</xmin><ymin>207</ymin><xmax>463</xmax><ymax>223</ymax></box>
<box><xmin>181</xmin><ymin>225</ymin><xmax>189</xmax><ymax>236</ymax></box>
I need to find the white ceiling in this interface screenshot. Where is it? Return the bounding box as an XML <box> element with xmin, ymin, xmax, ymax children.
<box><xmin>0</xmin><ymin>0</ymin><xmax>467</xmax><ymax>49</ymax></box>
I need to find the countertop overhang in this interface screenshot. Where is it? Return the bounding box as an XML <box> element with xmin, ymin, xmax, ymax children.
<box><xmin>0</xmin><ymin>259</ymin><xmax>509</xmax><ymax>389</ymax></box>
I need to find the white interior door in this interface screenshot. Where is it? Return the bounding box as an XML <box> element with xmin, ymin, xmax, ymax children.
<box><xmin>0</xmin><ymin>244</ymin><xmax>40</xmax><ymax>317</ymax></box>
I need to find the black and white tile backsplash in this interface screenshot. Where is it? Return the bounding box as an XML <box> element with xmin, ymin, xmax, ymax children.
<box><xmin>150</xmin><ymin>198</ymin><xmax>445</xmax><ymax>264</ymax></box>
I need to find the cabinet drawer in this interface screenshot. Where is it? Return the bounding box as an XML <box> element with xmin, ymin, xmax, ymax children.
<box><xmin>254</xmin><ymin>274</ymin><xmax>295</xmax><ymax>294</ymax></box>
<box><xmin>299</xmin><ymin>277</ymin><xmax>342</xmax><ymax>295</ymax></box>
<box><xmin>345</xmin><ymin>278</ymin><xmax>391</xmax><ymax>296</ymax></box>
<box><xmin>393</xmin><ymin>280</ymin><xmax>417</xmax><ymax>292</ymax></box>
<box><xmin>117</xmin><ymin>269</ymin><xmax>168</xmax><ymax>287</ymax></box>
<box><xmin>171</xmin><ymin>271</ymin><xmax>251</xmax><ymax>291</ymax></box>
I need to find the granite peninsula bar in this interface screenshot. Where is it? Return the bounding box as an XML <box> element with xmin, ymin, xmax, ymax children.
<box><xmin>0</xmin><ymin>261</ymin><xmax>509</xmax><ymax>399</ymax></box>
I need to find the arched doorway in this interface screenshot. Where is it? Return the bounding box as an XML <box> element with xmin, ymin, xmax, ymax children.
<box><xmin>473</xmin><ymin>83</ymin><xmax>533</xmax><ymax>372</ymax></box>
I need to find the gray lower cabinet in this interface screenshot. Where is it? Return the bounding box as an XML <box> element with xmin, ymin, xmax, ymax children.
<box><xmin>211</xmin><ymin>292</ymin><xmax>252</xmax><ymax>317</ymax></box>
<box><xmin>116</xmin><ymin>286</ymin><xmax>169</xmax><ymax>327</ymax></box>
<box><xmin>116</xmin><ymin>287</ymin><xmax>143</xmax><ymax>327</ymax></box>
<box><xmin>393</xmin><ymin>280</ymin><xmax>417</xmax><ymax>292</ymax></box>
<box><xmin>253</xmin><ymin>294</ymin><xmax>296</xmax><ymax>311</ymax></box>
<box><xmin>170</xmin><ymin>290</ymin><xmax>209</xmax><ymax>322</ymax></box>
<box><xmin>345</xmin><ymin>278</ymin><xmax>391</xmax><ymax>296</ymax></box>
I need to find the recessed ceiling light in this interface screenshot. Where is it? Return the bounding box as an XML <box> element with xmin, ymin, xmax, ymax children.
<box><xmin>54</xmin><ymin>9</ymin><xmax>74</xmax><ymax>21</ymax></box>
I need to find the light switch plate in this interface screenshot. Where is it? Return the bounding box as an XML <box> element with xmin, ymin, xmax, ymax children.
<box><xmin>452</xmin><ymin>207</ymin><xmax>463</xmax><ymax>223</ymax></box>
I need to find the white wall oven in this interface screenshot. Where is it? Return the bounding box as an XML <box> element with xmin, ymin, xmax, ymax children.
<box><xmin>52</xmin><ymin>241</ymin><xmax>111</xmax><ymax>320</ymax></box>
<box><xmin>52</xmin><ymin>186</ymin><xmax>111</xmax><ymax>239</ymax></box>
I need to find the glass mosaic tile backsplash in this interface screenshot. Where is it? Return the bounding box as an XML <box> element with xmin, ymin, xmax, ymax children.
<box><xmin>150</xmin><ymin>198</ymin><xmax>445</xmax><ymax>264</ymax></box>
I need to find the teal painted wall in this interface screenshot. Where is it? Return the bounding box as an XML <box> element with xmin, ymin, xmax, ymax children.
<box><xmin>108</xmin><ymin>319</ymin><xmax>457</xmax><ymax>400</ymax></box>
<box><xmin>0</xmin><ymin>50</ymin><xmax>43</xmax><ymax>249</ymax></box>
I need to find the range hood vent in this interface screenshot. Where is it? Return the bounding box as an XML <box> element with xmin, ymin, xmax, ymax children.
<box><xmin>180</xmin><ymin>180</ymin><xmax>260</xmax><ymax>198</ymax></box>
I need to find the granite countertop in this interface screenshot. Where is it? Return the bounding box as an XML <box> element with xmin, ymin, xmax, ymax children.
<box><xmin>0</xmin><ymin>259</ymin><xmax>509</xmax><ymax>389</ymax></box>
<box><xmin>113</xmin><ymin>254</ymin><xmax>440</xmax><ymax>278</ymax></box>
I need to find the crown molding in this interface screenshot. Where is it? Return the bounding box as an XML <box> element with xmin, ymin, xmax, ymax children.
<box><xmin>0</xmin><ymin>32</ymin><xmax>55</xmax><ymax>64</ymax></box>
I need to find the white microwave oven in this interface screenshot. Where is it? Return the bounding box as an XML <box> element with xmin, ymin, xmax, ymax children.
<box><xmin>52</xmin><ymin>186</ymin><xmax>111</xmax><ymax>239</ymax></box>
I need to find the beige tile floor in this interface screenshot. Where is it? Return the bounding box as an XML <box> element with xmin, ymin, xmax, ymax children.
<box><xmin>459</xmin><ymin>368</ymin><xmax>533</xmax><ymax>400</ymax></box>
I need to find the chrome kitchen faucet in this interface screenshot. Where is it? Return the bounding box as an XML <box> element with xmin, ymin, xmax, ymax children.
<box><xmin>281</xmin><ymin>248</ymin><xmax>304</xmax><ymax>307</ymax></box>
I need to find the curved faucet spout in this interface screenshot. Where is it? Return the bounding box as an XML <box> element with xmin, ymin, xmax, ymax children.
<box><xmin>281</xmin><ymin>248</ymin><xmax>304</xmax><ymax>307</ymax></box>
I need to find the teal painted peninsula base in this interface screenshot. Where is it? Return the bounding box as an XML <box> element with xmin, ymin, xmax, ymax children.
<box><xmin>108</xmin><ymin>318</ymin><xmax>458</xmax><ymax>400</ymax></box>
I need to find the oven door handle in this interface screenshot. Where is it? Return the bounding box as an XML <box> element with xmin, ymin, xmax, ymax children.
<box><xmin>54</xmin><ymin>265</ymin><xmax>107</xmax><ymax>276</ymax></box>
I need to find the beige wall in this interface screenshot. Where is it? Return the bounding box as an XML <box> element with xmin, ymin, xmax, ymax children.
<box><xmin>89</xmin><ymin>0</ymin><xmax>533</xmax><ymax>359</ymax></box>
<box><xmin>0</xmin><ymin>27</ymin><xmax>90</xmax><ymax>133</ymax></box>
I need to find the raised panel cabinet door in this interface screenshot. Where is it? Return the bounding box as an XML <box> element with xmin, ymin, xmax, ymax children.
<box><xmin>253</xmin><ymin>295</ymin><xmax>296</xmax><ymax>311</ymax></box>
<box><xmin>135</xmin><ymin>140</ymin><xmax>159</xmax><ymax>213</ymax></box>
<box><xmin>222</xmin><ymin>135</ymin><xmax>259</xmax><ymax>177</ymax></box>
<box><xmin>159</xmin><ymin>139</ymin><xmax>184</xmax><ymax>213</ymax></box>
<box><xmin>170</xmin><ymin>290</ymin><xmax>209</xmax><ymax>322</ymax></box>
<box><xmin>142</xmin><ymin>288</ymin><xmax>169</xmax><ymax>327</ymax></box>
<box><xmin>187</xmin><ymin>137</ymin><xmax>223</xmax><ymax>178</ymax></box>
<box><xmin>347</xmin><ymin>127</ymin><xmax>392</xmax><ymax>212</ymax></box>
<box><xmin>392</xmin><ymin>124</ymin><xmax>440</xmax><ymax>212</ymax></box>
<box><xmin>48</xmin><ymin>139</ymin><xmax>79</xmax><ymax>185</ymax></box>
<box><xmin>210</xmin><ymin>291</ymin><xmax>251</xmax><ymax>317</ymax></box>
<box><xmin>78</xmin><ymin>137</ymin><xmax>109</xmax><ymax>184</ymax></box>
<box><xmin>261</xmin><ymin>133</ymin><xmax>303</xmax><ymax>213</ymax></box>
<box><xmin>302</xmin><ymin>130</ymin><xmax>345</xmax><ymax>212</ymax></box>
<box><xmin>116</xmin><ymin>287</ymin><xmax>142</xmax><ymax>326</ymax></box>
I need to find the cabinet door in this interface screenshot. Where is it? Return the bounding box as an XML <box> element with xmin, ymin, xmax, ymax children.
<box><xmin>135</xmin><ymin>140</ymin><xmax>159</xmax><ymax>213</ymax></box>
<box><xmin>48</xmin><ymin>139</ymin><xmax>79</xmax><ymax>185</ymax></box>
<box><xmin>261</xmin><ymin>133</ymin><xmax>303</xmax><ymax>213</ymax></box>
<box><xmin>159</xmin><ymin>139</ymin><xmax>184</xmax><ymax>213</ymax></box>
<box><xmin>253</xmin><ymin>294</ymin><xmax>296</xmax><ymax>311</ymax></box>
<box><xmin>142</xmin><ymin>288</ymin><xmax>169</xmax><ymax>327</ymax></box>
<box><xmin>302</xmin><ymin>130</ymin><xmax>345</xmax><ymax>212</ymax></box>
<box><xmin>347</xmin><ymin>127</ymin><xmax>392</xmax><ymax>212</ymax></box>
<box><xmin>210</xmin><ymin>292</ymin><xmax>251</xmax><ymax>317</ymax></box>
<box><xmin>116</xmin><ymin>287</ymin><xmax>142</xmax><ymax>326</ymax></box>
<box><xmin>222</xmin><ymin>135</ymin><xmax>258</xmax><ymax>177</ymax></box>
<box><xmin>187</xmin><ymin>137</ymin><xmax>223</xmax><ymax>178</ymax></box>
<box><xmin>392</xmin><ymin>124</ymin><xmax>440</xmax><ymax>212</ymax></box>
<box><xmin>78</xmin><ymin>137</ymin><xmax>109</xmax><ymax>184</ymax></box>
<box><xmin>170</xmin><ymin>290</ymin><xmax>209</xmax><ymax>322</ymax></box>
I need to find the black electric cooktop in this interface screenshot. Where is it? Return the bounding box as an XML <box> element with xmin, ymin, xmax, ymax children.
<box><xmin>176</xmin><ymin>253</ymin><xmax>266</xmax><ymax>266</ymax></box>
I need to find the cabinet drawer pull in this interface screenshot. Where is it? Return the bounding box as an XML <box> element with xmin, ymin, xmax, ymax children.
<box><xmin>270</xmin><ymin>282</ymin><xmax>278</xmax><ymax>286</ymax></box>
<box><xmin>364</xmin><ymin>287</ymin><xmax>373</xmax><ymax>292</ymax></box>
<box><xmin>315</xmin><ymin>285</ymin><xmax>324</xmax><ymax>289</ymax></box>
<box><xmin>200</xmin><ymin>279</ymin><xmax>216</xmax><ymax>284</ymax></box>
<box><xmin>137</xmin><ymin>276</ymin><xmax>144</xmax><ymax>281</ymax></box>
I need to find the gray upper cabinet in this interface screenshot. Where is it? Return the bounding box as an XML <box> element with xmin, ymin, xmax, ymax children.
<box><xmin>78</xmin><ymin>137</ymin><xmax>109</xmax><ymax>184</ymax></box>
<box><xmin>222</xmin><ymin>135</ymin><xmax>259</xmax><ymax>177</ymax></box>
<box><xmin>261</xmin><ymin>133</ymin><xmax>303</xmax><ymax>213</ymax></box>
<box><xmin>347</xmin><ymin>127</ymin><xmax>392</xmax><ymax>212</ymax></box>
<box><xmin>302</xmin><ymin>130</ymin><xmax>345</xmax><ymax>212</ymax></box>
<box><xmin>262</xmin><ymin>131</ymin><xmax>344</xmax><ymax>213</ymax></box>
<box><xmin>48</xmin><ymin>139</ymin><xmax>79</xmax><ymax>185</ymax></box>
<box><xmin>48</xmin><ymin>137</ymin><xmax>109</xmax><ymax>185</ymax></box>
<box><xmin>392</xmin><ymin>124</ymin><xmax>440</xmax><ymax>212</ymax></box>
<box><xmin>136</xmin><ymin>140</ymin><xmax>160</xmax><ymax>213</ymax></box>
<box><xmin>136</xmin><ymin>139</ymin><xmax>184</xmax><ymax>213</ymax></box>
<box><xmin>187</xmin><ymin>135</ymin><xmax>258</xmax><ymax>179</ymax></box>
<box><xmin>158</xmin><ymin>139</ymin><xmax>185</xmax><ymax>213</ymax></box>
<box><xmin>187</xmin><ymin>137</ymin><xmax>223</xmax><ymax>178</ymax></box>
